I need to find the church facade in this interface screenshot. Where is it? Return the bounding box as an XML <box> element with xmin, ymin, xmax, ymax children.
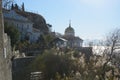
<box><xmin>63</xmin><ymin>22</ymin><xmax>83</xmax><ymax>48</ymax></box>
<box><xmin>50</xmin><ymin>23</ymin><xmax>83</xmax><ymax>49</ymax></box>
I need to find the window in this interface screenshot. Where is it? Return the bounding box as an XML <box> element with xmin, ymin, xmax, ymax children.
<box><xmin>17</xmin><ymin>24</ymin><xmax>18</xmax><ymax>28</ymax></box>
<box><xmin>27</xmin><ymin>25</ymin><xmax>29</xmax><ymax>29</ymax></box>
<box><xmin>22</xmin><ymin>24</ymin><xmax>24</xmax><ymax>30</ymax></box>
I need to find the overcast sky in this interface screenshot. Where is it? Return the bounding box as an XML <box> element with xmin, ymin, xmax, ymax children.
<box><xmin>16</xmin><ymin>0</ymin><xmax>120</xmax><ymax>40</ymax></box>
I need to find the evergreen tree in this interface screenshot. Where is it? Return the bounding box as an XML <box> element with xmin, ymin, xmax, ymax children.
<box><xmin>22</xmin><ymin>2</ymin><xmax>25</xmax><ymax>11</ymax></box>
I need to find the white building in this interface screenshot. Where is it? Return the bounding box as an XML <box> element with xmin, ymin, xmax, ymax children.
<box><xmin>3</xmin><ymin>10</ymin><xmax>41</xmax><ymax>43</ymax></box>
<box><xmin>63</xmin><ymin>22</ymin><xmax>83</xmax><ymax>48</ymax></box>
<box><xmin>50</xmin><ymin>37</ymin><xmax>67</xmax><ymax>48</ymax></box>
<box><xmin>32</xmin><ymin>28</ymin><xmax>42</xmax><ymax>42</ymax></box>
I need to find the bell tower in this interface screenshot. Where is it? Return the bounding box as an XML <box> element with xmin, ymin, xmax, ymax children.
<box><xmin>65</xmin><ymin>21</ymin><xmax>75</xmax><ymax>37</ymax></box>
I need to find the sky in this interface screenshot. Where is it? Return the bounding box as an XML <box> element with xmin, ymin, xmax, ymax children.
<box><xmin>15</xmin><ymin>0</ymin><xmax>120</xmax><ymax>40</ymax></box>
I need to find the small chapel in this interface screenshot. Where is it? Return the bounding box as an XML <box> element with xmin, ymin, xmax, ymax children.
<box><xmin>63</xmin><ymin>22</ymin><xmax>83</xmax><ymax>48</ymax></box>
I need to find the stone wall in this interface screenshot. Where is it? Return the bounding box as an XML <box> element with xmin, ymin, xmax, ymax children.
<box><xmin>0</xmin><ymin>33</ymin><xmax>12</xmax><ymax>80</ymax></box>
<box><xmin>12</xmin><ymin>56</ymin><xmax>35</xmax><ymax>80</ymax></box>
<box><xmin>0</xmin><ymin>1</ymin><xmax>12</xmax><ymax>80</ymax></box>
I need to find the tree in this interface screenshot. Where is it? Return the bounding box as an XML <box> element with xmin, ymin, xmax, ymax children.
<box><xmin>4</xmin><ymin>22</ymin><xmax>20</xmax><ymax>48</ymax></box>
<box><xmin>103</xmin><ymin>29</ymin><xmax>120</xmax><ymax>79</ymax></box>
<box><xmin>30</xmin><ymin>49</ymin><xmax>74</xmax><ymax>80</ymax></box>
<box><xmin>93</xmin><ymin>28</ymin><xmax>120</xmax><ymax>80</ymax></box>
<box><xmin>37</xmin><ymin>35</ymin><xmax>46</xmax><ymax>48</ymax></box>
<box><xmin>43</xmin><ymin>34</ymin><xmax>55</xmax><ymax>48</ymax></box>
<box><xmin>37</xmin><ymin>34</ymin><xmax>55</xmax><ymax>48</ymax></box>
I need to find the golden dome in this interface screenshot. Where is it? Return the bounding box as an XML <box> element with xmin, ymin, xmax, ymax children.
<box><xmin>65</xmin><ymin>22</ymin><xmax>75</xmax><ymax>36</ymax></box>
<box><xmin>65</xmin><ymin>26</ymin><xmax>74</xmax><ymax>33</ymax></box>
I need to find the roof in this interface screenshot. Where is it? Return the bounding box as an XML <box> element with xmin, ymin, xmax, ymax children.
<box><xmin>15</xmin><ymin>10</ymin><xmax>49</xmax><ymax>34</ymax></box>
<box><xmin>3</xmin><ymin>10</ymin><xmax>32</xmax><ymax>23</ymax></box>
<box><xmin>58</xmin><ymin>37</ymin><xmax>67</xmax><ymax>42</ymax></box>
<box><xmin>51</xmin><ymin>37</ymin><xmax>67</xmax><ymax>43</ymax></box>
<box><xmin>65</xmin><ymin>26</ymin><xmax>74</xmax><ymax>33</ymax></box>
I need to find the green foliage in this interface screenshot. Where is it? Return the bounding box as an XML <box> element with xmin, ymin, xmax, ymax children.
<box><xmin>16</xmin><ymin>40</ymin><xmax>30</xmax><ymax>51</ymax></box>
<box><xmin>27</xmin><ymin>48</ymin><xmax>120</xmax><ymax>80</ymax></box>
<box><xmin>30</xmin><ymin>49</ymin><xmax>74</xmax><ymax>80</ymax></box>
<box><xmin>43</xmin><ymin>34</ymin><xmax>54</xmax><ymax>44</ymax></box>
<box><xmin>73</xmin><ymin>50</ymin><xmax>80</xmax><ymax>58</ymax></box>
<box><xmin>4</xmin><ymin>22</ymin><xmax>20</xmax><ymax>48</ymax></box>
<box><xmin>37</xmin><ymin>35</ymin><xmax>46</xmax><ymax>48</ymax></box>
<box><xmin>37</xmin><ymin>34</ymin><xmax>55</xmax><ymax>48</ymax></box>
